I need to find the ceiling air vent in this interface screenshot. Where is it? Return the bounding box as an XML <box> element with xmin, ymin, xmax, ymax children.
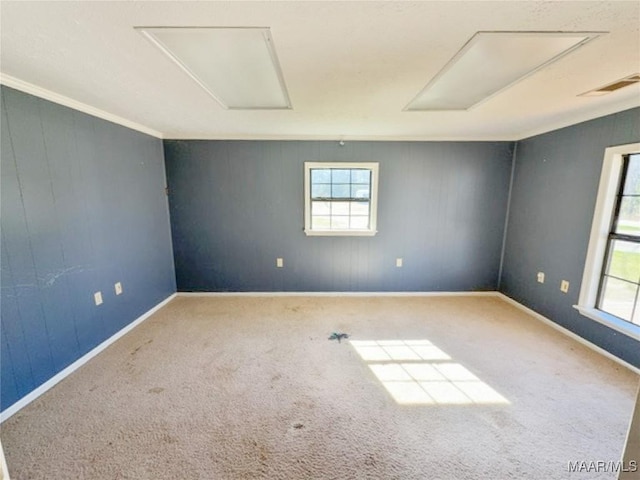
<box><xmin>579</xmin><ymin>73</ymin><xmax>640</xmax><ymax>96</ymax></box>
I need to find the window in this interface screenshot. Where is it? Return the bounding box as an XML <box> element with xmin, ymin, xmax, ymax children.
<box><xmin>304</xmin><ymin>162</ymin><xmax>379</xmax><ymax>236</ymax></box>
<box><xmin>577</xmin><ymin>143</ymin><xmax>640</xmax><ymax>340</ymax></box>
<box><xmin>597</xmin><ymin>153</ymin><xmax>640</xmax><ymax>324</ymax></box>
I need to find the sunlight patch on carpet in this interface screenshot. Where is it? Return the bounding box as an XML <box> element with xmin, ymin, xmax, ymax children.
<box><xmin>350</xmin><ymin>340</ymin><xmax>509</xmax><ymax>406</ymax></box>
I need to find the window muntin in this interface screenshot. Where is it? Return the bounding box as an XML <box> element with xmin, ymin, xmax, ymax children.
<box><xmin>304</xmin><ymin>162</ymin><xmax>378</xmax><ymax>236</ymax></box>
<box><xmin>597</xmin><ymin>153</ymin><xmax>640</xmax><ymax>325</ymax></box>
<box><xmin>576</xmin><ymin>143</ymin><xmax>640</xmax><ymax>341</ymax></box>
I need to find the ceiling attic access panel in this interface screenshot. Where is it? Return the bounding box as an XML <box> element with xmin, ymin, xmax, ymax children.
<box><xmin>137</xmin><ymin>27</ymin><xmax>292</xmax><ymax>110</ymax></box>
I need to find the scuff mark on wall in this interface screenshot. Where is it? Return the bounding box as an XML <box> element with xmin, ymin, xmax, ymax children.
<box><xmin>39</xmin><ymin>265</ymin><xmax>91</xmax><ymax>287</ymax></box>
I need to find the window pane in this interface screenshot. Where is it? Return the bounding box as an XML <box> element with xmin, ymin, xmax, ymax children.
<box><xmin>311</xmin><ymin>184</ymin><xmax>331</xmax><ymax>198</ymax></box>
<box><xmin>599</xmin><ymin>276</ymin><xmax>637</xmax><ymax>322</ymax></box>
<box><xmin>331</xmin><ymin>216</ymin><xmax>349</xmax><ymax>229</ymax></box>
<box><xmin>332</xmin><ymin>169</ymin><xmax>350</xmax><ymax>183</ymax></box>
<box><xmin>311</xmin><ymin>169</ymin><xmax>331</xmax><ymax>184</ymax></box>
<box><xmin>351</xmin><ymin>201</ymin><xmax>369</xmax><ymax>215</ymax></box>
<box><xmin>351</xmin><ymin>169</ymin><xmax>371</xmax><ymax>184</ymax></box>
<box><xmin>622</xmin><ymin>154</ymin><xmax>640</xmax><ymax>195</ymax></box>
<box><xmin>311</xmin><ymin>216</ymin><xmax>331</xmax><ymax>229</ymax></box>
<box><xmin>332</xmin><ymin>184</ymin><xmax>350</xmax><ymax>198</ymax></box>
<box><xmin>312</xmin><ymin>201</ymin><xmax>330</xmax><ymax>215</ymax></box>
<box><xmin>352</xmin><ymin>185</ymin><xmax>370</xmax><ymax>199</ymax></box>
<box><xmin>605</xmin><ymin>239</ymin><xmax>640</xmax><ymax>283</ymax></box>
<box><xmin>616</xmin><ymin>197</ymin><xmax>640</xmax><ymax>235</ymax></box>
<box><xmin>332</xmin><ymin>202</ymin><xmax>350</xmax><ymax>215</ymax></box>
<box><xmin>305</xmin><ymin>162</ymin><xmax>378</xmax><ymax>235</ymax></box>
<box><xmin>350</xmin><ymin>216</ymin><xmax>369</xmax><ymax>229</ymax></box>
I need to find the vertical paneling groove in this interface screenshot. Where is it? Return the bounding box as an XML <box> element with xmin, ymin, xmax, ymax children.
<box><xmin>165</xmin><ymin>140</ymin><xmax>514</xmax><ymax>293</ymax></box>
<box><xmin>497</xmin><ymin>143</ymin><xmax>517</xmax><ymax>289</ymax></box>
<box><xmin>0</xmin><ymin>229</ymin><xmax>35</xmax><ymax>395</ymax></box>
<box><xmin>3</xmin><ymin>90</ymin><xmax>57</xmax><ymax>383</ymax></box>
<box><xmin>0</xmin><ymin>86</ymin><xmax>176</xmax><ymax>411</ymax></box>
<box><xmin>1</xmin><ymin>99</ymin><xmax>37</xmax><ymax>397</ymax></box>
<box><xmin>0</xmin><ymin>320</ymin><xmax>19</xmax><ymax>405</ymax></box>
<box><xmin>500</xmin><ymin>106</ymin><xmax>640</xmax><ymax>368</ymax></box>
<box><xmin>37</xmin><ymin>100</ymin><xmax>82</xmax><ymax>363</ymax></box>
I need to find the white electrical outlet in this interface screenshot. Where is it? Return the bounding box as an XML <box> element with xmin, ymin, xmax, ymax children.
<box><xmin>537</xmin><ymin>272</ymin><xmax>545</xmax><ymax>283</ymax></box>
<box><xmin>115</xmin><ymin>282</ymin><xmax>123</xmax><ymax>295</ymax></box>
<box><xmin>276</xmin><ymin>258</ymin><xmax>284</xmax><ymax>268</ymax></box>
<box><xmin>560</xmin><ymin>280</ymin><xmax>570</xmax><ymax>293</ymax></box>
<box><xmin>396</xmin><ymin>258</ymin><xmax>403</xmax><ymax>268</ymax></box>
<box><xmin>94</xmin><ymin>291</ymin><xmax>103</xmax><ymax>306</ymax></box>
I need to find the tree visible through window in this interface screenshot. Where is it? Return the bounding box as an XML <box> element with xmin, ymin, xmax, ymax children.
<box><xmin>598</xmin><ymin>153</ymin><xmax>640</xmax><ymax>325</ymax></box>
<box><xmin>304</xmin><ymin>162</ymin><xmax>379</xmax><ymax>236</ymax></box>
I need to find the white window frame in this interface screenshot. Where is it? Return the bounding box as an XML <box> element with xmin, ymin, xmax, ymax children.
<box><xmin>304</xmin><ymin>162</ymin><xmax>379</xmax><ymax>237</ymax></box>
<box><xmin>575</xmin><ymin>143</ymin><xmax>640</xmax><ymax>341</ymax></box>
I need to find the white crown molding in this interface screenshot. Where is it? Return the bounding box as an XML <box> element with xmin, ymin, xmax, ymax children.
<box><xmin>516</xmin><ymin>96</ymin><xmax>640</xmax><ymax>141</ymax></box>
<box><xmin>162</xmin><ymin>133</ymin><xmax>521</xmax><ymax>141</ymax></box>
<box><xmin>2</xmin><ymin>73</ymin><xmax>635</xmax><ymax>143</ymax></box>
<box><xmin>0</xmin><ymin>74</ymin><xmax>163</xmax><ymax>139</ymax></box>
<box><xmin>162</xmin><ymin>96</ymin><xmax>638</xmax><ymax>142</ymax></box>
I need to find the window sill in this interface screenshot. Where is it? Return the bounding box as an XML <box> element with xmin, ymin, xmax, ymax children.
<box><xmin>574</xmin><ymin>305</ymin><xmax>640</xmax><ymax>341</ymax></box>
<box><xmin>304</xmin><ymin>229</ymin><xmax>377</xmax><ymax>237</ymax></box>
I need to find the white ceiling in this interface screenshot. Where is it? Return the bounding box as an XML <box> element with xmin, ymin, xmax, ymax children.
<box><xmin>1</xmin><ymin>1</ymin><xmax>639</xmax><ymax>141</ymax></box>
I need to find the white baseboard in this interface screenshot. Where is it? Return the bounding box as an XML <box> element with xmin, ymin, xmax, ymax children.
<box><xmin>3</xmin><ymin>290</ymin><xmax>635</xmax><ymax>426</ymax></box>
<box><xmin>0</xmin><ymin>293</ymin><xmax>177</xmax><ymax>423</ymax></box>
<box><xmin>176</xmin><ymin>291</ymin><xmax>501</xmax><ymax>297</ymax></box>
<box><xmin>496</xmin><ymin>293</ymin><xmax>640</xmax><ymax>376</ymax></box>
<box><xmin>180</xmin><ymin>290</ymin><xmax>639</xmax><ymax>374</ymax></box>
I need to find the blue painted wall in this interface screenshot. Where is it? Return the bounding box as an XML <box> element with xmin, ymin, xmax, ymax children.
<box><xmin>501</xmin><ymin>107</ymin><xmax>640</xmax><ymax>368</ymax></box>
<box><xmin>0</xmin><ymin>86</ymin><xmax>176</xmax><ymax>411</ymax></box>
<box><xmin>164</xmin><ymin>140</ymin><xmax>514</xmax><ymax>292</ymax></box>
<box><xmin>3</xmin><ymin>81</ymin><xmax>635</xmax><ymax>413</ymax></box>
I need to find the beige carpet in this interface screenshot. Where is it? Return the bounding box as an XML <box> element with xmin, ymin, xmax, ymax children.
<box><xmin>2</xmin><ymin>295</ymin><xmax>637</xmax><ymax>479</ymax></box>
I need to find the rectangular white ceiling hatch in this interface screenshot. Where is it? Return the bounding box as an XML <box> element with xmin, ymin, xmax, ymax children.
<box><xmin>137</xmin><ymin>27</ymin><xmax>292</xmax><ymax>110</ymax></box>
<box><xmin>405</xmin><ymin>31</ymin><xmax>604</xmax><ymax>111</ymax></box>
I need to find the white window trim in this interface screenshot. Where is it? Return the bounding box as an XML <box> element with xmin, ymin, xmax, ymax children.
<box><xmin>304</xmin><ymin>162</ymin><xmax>379</xmax><ymax>237</ymax></box>
<box><xmin>575</xmin><ymin>142</ymin><xmax>640</xmax><ymax>341</ymax></box>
